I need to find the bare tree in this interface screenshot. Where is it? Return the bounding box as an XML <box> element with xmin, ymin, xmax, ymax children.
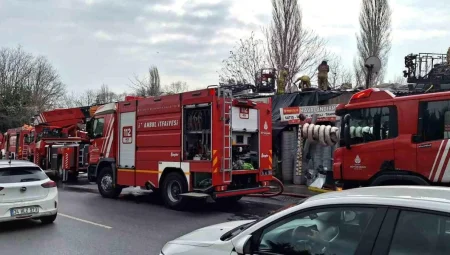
<box><xmin>353</xmin><ymin>57</ymin><xmax>365</xmax><ymax>88</ymax></box>
<box><xmin>340</xmin><ymin>69</ymin><xmax>354</xmax><ymax>87</ymax></box>
<box><xmin>356</xmin><ymin>0</ymin><xmax>392</xmax><ymax>87</ymax></box>
<box><xmin>0</xmin><ymin>46</ymin><xmax>66</xmax><ymax>131</ymax></box>
<box><xmin>28</xmin><ymin>56</ymin><xmax>66</xmax><ymax>112</ymax></box>
<box><xmin>263</xmin><ymin>0</ymin><xmax>327</xmax><ymax>85</ymax></box>
<box><xmin>59</xmin><ymin>89</ymin><xmax>98</xmax><ymax>108</ymax></box>
<box><xmin>326</xmin><ymin>55</ymin><xmax>354</xmax><ymax>89</ymax></box>
<box><xmin>219</xmin><ymin>32</ymin><xmax>267</xmax><ymax>84</ymax></box>
<box><xmin>163</xmin><ymin>81</ymin><xmax>189</xmax><ymax>95</ymax></box>
<box><xmin>96</xmin><ymin>84</ymin><xmax>122</xmax><ymax>104</ymax></box>
<box><xmin>60</xmin><ymin>85</ymin><xmax>125</xmax><ymax>109</ymax></box>
<box><xmin>130</xmin><ymin>66</ymin><xmax>161</xmax><ymax>96</ymax></box>
<box><xmin>390</xmin><ymin>75</ymin><xmax>406</xmax><ymax>84</ymax></box>
<box><xmin>328</xmin><ymin>55</ymin><xmax>342</xmax><ymax>89</ymax></box>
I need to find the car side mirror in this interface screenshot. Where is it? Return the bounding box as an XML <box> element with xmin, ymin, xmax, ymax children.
<box><xmin>234</xmin><ymin>234</ymin><xmax>252</xmax><ymax>255</ymax></box>
<box><xmin>343</xmin><ymin>114</ymin><xmax>351</xmax><ymax>149</ymax></box>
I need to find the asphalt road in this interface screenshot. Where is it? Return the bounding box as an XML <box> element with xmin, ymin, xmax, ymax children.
<box><xmin>0</xmin><ymin>187</ymin><xmax>297</xmax><ymax>254</ymax></box>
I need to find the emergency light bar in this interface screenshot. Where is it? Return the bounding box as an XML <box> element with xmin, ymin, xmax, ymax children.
<box><xmin>349</xmin><ymin>88</ymin><xmax>395</xmax><ymax>104</ymax></box>
<box><xmin>351</xmin><ymin>88</ymin><xmax>377</xmax><ymax>101</ymax></box>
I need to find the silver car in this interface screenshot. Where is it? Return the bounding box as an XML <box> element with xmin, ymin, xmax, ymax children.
<box><xmin>161</xmin><ymin>186</ymin><xmax>450</xmax><ymax>255</ymax></box>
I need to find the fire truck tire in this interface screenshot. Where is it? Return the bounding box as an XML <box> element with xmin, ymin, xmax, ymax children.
<box><xmin>161</xmin><ymin>172</ymin><xmax>188</xmax><ymax>210</ymax></box>
<box><xmin>98</xmin><ymin>167</ymin><xmax>122</xmax><ymax>199</ymax></box>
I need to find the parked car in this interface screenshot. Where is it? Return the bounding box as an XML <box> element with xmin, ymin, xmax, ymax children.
<box><xmin>161</xmin><ymin>185</ymin><xmax>450</xmax><ymax>255</ymax></box>
<box><xmin>0</xmin><ymin>160</ymin><xmax>58</xmax><ymax>224</ymax></box>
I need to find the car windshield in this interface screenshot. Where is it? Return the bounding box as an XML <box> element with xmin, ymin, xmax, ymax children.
<box><xmin>0</xmin><ymin>166</ymin><xmax>48</xmax><ymax>183</ymax></box>
<box><xmin>220</xmin><ymin>201</ymin><xmax>304</xmax><ymax>241</ymax></box>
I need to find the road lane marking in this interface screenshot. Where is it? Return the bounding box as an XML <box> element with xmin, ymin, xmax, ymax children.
<box><xmin>59</xmin><ymin>213</ymin><xmax>112</xmax><ymax>229</ymax></box>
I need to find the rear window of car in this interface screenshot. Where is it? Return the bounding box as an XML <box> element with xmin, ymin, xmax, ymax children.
<box><xmin>0</xmin><ymin>167</ymin><xmax>48</xmax><ymax>183</ymax></box>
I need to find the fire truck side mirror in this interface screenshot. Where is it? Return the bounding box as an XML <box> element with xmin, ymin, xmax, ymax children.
<box><xmin>343</xmin><ymin>114</ymin><xmax>351</xmax><ymax>149</ymax></box>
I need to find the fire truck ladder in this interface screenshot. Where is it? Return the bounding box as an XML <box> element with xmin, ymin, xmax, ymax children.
<box><xmin>221</xmin><ymin>88</ymin><xmax>233</xmax><ymax>184</ymax></box>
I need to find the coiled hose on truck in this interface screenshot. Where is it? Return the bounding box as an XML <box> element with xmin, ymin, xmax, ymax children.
<box><xmin>248</xmin><ymin>123</ymin><xmax>340</xmax><ymax>198</ymax></box>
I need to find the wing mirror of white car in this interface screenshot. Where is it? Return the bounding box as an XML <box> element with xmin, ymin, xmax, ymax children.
<box><xmin>234</xmin><ymin>234</ymin><xmax>252</xmax><ymax>255</ymax></box>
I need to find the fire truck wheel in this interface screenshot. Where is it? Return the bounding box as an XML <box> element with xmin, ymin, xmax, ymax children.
<box><xmin>98</xmin><ymin>167</ymin><xmax>122</xmax><ymax>199</ymax></box>
<box><xmin>161</xmin><ymin>172</ymin><xmax>188</xmax><ymax>210</ymax></box>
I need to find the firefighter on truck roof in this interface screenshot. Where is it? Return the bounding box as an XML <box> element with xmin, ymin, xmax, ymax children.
<box><xmin>318</xmin><ymin>60</ymin><xmax>330</xmax><ymax>90</ymax></box>
<box><xmin>294</xmin><ymin>75</ymin><xmax>311</xmax><ymax>89</ymax></box>
<box><xmin>277</xmin><ymin>64</ymin><xmax>289</xmax><ymax>94</ymax></box>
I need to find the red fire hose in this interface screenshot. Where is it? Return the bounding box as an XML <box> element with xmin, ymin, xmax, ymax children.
<box><xmin>246</xmin><ymin>176</ymin><xmax>310</xmax><ymax>198</ymax></box>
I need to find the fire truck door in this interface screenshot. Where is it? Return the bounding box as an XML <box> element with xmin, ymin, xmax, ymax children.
<box><xmin>343</xmin><ymin>140</ymin><xmax>395</xmax><ymax>181</ymax></box>
<box><xmin>342</xmin><ymin>106</ymin><xmax>395</xmax><ymax>181</ymax></box>
<box><xmin>416</xmin><ymin>100</ymin><xmax>450</xmax><ymax>183</ymax></box>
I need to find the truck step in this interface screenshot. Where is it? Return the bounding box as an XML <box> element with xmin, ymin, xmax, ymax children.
<box><xmin>179</xmin><ymin>192</ymin><xmax>210</xmax><ymax>199</ymax></box>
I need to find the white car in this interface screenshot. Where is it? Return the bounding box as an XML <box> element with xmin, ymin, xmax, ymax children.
<box><xmin>161</xmin><ymin>186</ymin><xmax>450</xmax><ymax>255</ymax></box>
<box><xmin>0</xmin><ymin>160</ymin><xmax>58</xmax><ymax>224</ymax></box>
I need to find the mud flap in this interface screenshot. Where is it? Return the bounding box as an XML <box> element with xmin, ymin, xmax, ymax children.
<box><xmin>112</xmin><ymin>164</ymin><xmax>117</xmax><ymax>188</ymax></box>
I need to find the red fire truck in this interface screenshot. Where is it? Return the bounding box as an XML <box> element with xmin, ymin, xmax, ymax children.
<box><xmin>3</xmin><ymin>125</ymin><xmax>34</xmax><ymax>161</ymax></box>
<box><xmin>333</xmin><ymin>87</ymin><xmax>450</xmax><ymax>188</ymax></box>
<box><xmin>87</xmin><ymin>88</ymin><xmax>273</xmax><ymax>210</ymax></box>
<box><xmin>333</xmin><ymin>51</ymin><xmax>450</xmax><ymax>189</ymax></box>
<box><xmin>32</xmin><ymin>106</ymin><xmax>97</xmax><ymax>181</ymax></box>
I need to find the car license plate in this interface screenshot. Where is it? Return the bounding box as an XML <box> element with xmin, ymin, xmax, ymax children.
<box><xmin>10</xmin><ymin>206</ymin><xmax>39</xmax><ymax>216</ymax></box>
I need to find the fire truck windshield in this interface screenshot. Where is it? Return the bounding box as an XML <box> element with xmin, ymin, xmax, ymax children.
<box><xmin>342</xmin><ymin>106</ymin><xmax>397</xmax><ymax>147</ymax></box>
<box><xmin>92</xmin><ymin>118</ymin><xmax>104</xmax><ymax>138</ymax></box>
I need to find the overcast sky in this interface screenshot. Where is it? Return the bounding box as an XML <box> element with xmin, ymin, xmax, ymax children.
<box><xmin>1</xmin><ymin>0</ymin><xmax>449</xmax><ymax>94</ymax></box>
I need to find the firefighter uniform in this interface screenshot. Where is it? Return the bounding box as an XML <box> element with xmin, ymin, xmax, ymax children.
<box><xmin>318</xmin><ymin>61</ymin><xmax>330</xmax><ymax>90</ymax></box>
<box><xmin>295</xmin><ymin>75</ymin><xmax>311</xmax><ymax>89</ymax></box>
<box><xmin>277</xmin><ymin>67</ymin><xmax>288</xmax><ymax>94</ymax></box>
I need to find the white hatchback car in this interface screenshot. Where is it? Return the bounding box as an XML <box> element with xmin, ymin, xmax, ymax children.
<box><xmin>0</xmin><ymin>160</ymin><xmax>58</xmax><ymax>224</ymax></box>
<box><xmin>161</xmin><ymin>186</ymin><xmax>450</xmax><ymax>255</ymax></box>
